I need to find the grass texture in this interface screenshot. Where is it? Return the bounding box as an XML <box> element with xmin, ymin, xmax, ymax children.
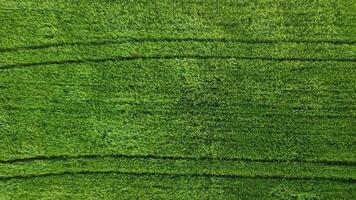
<box><xmin>0</xmin><ymin>0</ymin><xmax>355</xmax><ymax>199</ymax></box>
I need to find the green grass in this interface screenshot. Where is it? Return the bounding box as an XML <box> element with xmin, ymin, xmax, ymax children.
<box><xmin>0</xmin><ymin>0</ymin><xmax>355</xmax><ymax>199</ymax></box>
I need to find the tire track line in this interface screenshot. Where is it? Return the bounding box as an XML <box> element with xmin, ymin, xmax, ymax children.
<box><xmin>0</xmin><ymin>170</ymin><xmax>354</xmax><ymax>183</ymax></box>
<box><xmin>2</xmin><ymin>103</ymin><xmax>354</xmax><ymax>119</ymax></box>
<box><xmin>0</xmin><ymin>38</ymin><xmax>354</xmax><ymax>53</ymax></box>
<box><xmin>1</xmin><ymin>153</ymin><xmax>355</xmax><ymax>166</ymax></box>
<box><xmin>1</xmin><ymin>55</ymin><xmax>355</xmax><ymax>70</ymax></box>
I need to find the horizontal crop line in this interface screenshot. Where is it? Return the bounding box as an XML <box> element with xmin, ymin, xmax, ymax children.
<box><xmin>0</xmin><ymin>37</ymin><xmax>355</xmax><ymax>53</ymax></box>
<box><xmin>0</xmin><ymin>169</ymin><xmax>354</xmax><ymax>183</ymax></box>
<box><xmin>1</xmin><ymin>153</ymin><xmax>355</xmax><ymax>166</ymax></box>
<box><xmin>2</xmin><ymin>81</ymin><xmax>355</xmax><ymax>94</ymax></box>
<box><xmin>2</xmin><ymin>104</ymin><xmax>354</xmax><ymax>119</ymax></box>
<box><xmin>1</xmin><ymin>55</ymin><xmax>355</xmax><ymax>70</ymax></box>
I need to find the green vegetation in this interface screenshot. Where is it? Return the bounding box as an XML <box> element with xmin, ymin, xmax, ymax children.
<box><xmin>0</xmin><ymin>0</ymin><xmax>355</xmax><ymax>199</ymax></box>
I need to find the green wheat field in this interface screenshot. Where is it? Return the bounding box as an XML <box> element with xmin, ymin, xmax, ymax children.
<box><xmin>0</xmin><ymin>0</ymin><xmax>355</xmax><ymax>199</ymax></box>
